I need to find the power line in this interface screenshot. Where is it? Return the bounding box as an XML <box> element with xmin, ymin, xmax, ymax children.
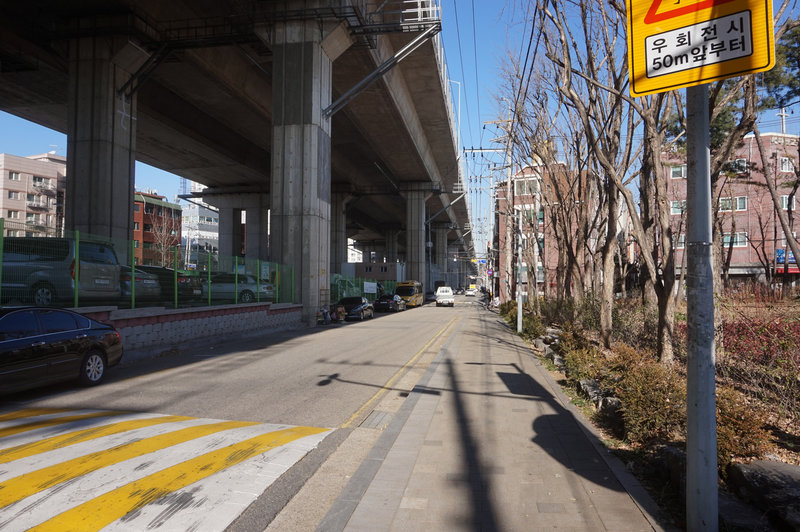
<box><xmin>471</xmin><ymin>0</ymin><xmax>483</xmax><ymax>147</ymax></box>
<box><xmin>451</xmin><ymin>0</ymin><xmax>475</xmax><ymax>145</ymax></box>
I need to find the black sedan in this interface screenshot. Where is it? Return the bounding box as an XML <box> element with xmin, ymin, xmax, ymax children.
<box><xmin>136</xmin><ymin>265</ymin><xmax>203</xmax><ymax>301</ymax></box>
<box><xmin>373</xmin><ymin>294</ymin><xmax>407</xmax><ymax>312</ymax></box>
<box><xmin>337</xmin><ymin>296</ymin><xmax>374</xmax><ymax>321</ymax></box>
<box><xmin>0</xmin><ymin>307</ymin><xmax>123</xmax><ymax>394</ymax></box>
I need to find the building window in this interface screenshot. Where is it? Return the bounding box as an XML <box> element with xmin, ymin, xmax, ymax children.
<box><xmin>670</xmin><ymin>200</ymin><xmax>686</xmax><ymax>215</ymax></box>
<box><xmin>364</xmin><ymin>266</ymin><xmax>372</xmax><ymax>272</ymax></box>
<box><xmin>719</xmin><ymin>197</ymin><xmax>733</xmax><ymax>212</ymax></box>
<box><xmin>143</xmin><ymin>242</ymin><xmax>153</xmax><ymax>249</ymax></box>
<box><xmin>782</xmin><ymin>232</ymin><xmax>797</xmax><ymax>247</ymax></box>
<box><xmin>134</xmin><ymin>222</ymin><xmax>140</xmax><ymax>230</ymax></box>
<box><xmin>514</xmin><ymin>178</ymin><xmax>538</xmax><ymax>196</ymax></box>
<box><xmin>670</xmin><ymin>165</ymin><xmax>686</xmax><ymax>179</ymax></box>
<box><xmin>380</xmin><ymin>266</ymin><xmax>388</xmax><ymax>273</ymax></box>
<box><xmin>723</xmin><ymin>232</ymin><xmax>748</xmax><ymax>247</ymax></box>
<box><xmin>781</xmin><ymin>195</ymin><xmax>795</xmax><ymax>210</ymax></box>
<box><xmin>7</xmin><ymin>210</ymin><xmax>19</xmax><ymax>219</ymax></box>
<box><xmin>8</xmin><ymin>171</ymin><xmax>20</xmax><ymax>181</ymax></box>
<box><xmin>143</xmin><ymin>224</ymin><xmax>153</xmax><ymax>232</ymax></box>
<box><xmin>134</xmin><ymin>204</ymin><xmax>140</xmax><ymax>212</ymax></box>
<box><xmin>133</xmin><ymin>240</ymin><xmax>139</xmax><ymax>248</ymax></box>
<box><xmin>674</xmin><ymin>233</ymin><xmax>686</xmax><ymax>249</ymax></box>
<box><xmin>32</xmin><ymin>176</ymin><xmax>49</xmax><ymax>186</ymax></box>
<box><xmin>735</xmin><ymin>196</ymin><xmax>747</xmax><ymax>211</ymax></box>
<box><xmin>733</xmin><ymin>158</ymin><xmax>748</xmax><ymax>173</ymax></box>
<box><xmin>780</xmin><ymin>156</ymin><xmax>794</xmax><ymax>173</ymax></box>
<box><xmin>7</xmin><ymin>191</ymin><xmax>19</xmax><ymax>200</ymax></box>
<box><xmin>145</xmin><ymin>205</ymin><xmax>154</xmax><ymax>214</ymax></box>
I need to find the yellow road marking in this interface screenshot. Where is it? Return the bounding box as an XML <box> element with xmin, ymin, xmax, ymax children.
<box><xmin>0</xmin><ymin>411</ymin><xmax>122</xmax><ymax>439</ymax></box>
<box><xmin>30</xmin><ymin>426</ymin><xmax>328</xmax><ymax>532</ymax></box>
<box><xmin>341</xmin><ymin>316</ymin><xmax>459</xmax><ymax>428</ymax></box>
<box><xmin>0</xmin><ymin>415</ymin><xmax>193</xmax><ymax>464</ymax></box>
<box><xmin>0</xmin><ymin>420</ymin><xmax>258</xmax><ymax>508</ymax></box>
<box><xmin>0</xmin><ymin>408</ymin><xmax>70</xmax><ymax>422</ymax></box>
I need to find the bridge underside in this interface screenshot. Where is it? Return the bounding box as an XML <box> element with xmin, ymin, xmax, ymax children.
<box><xmin>0</xmin><ymin>0</ymin><xmax>475</xmax><ymax>322</ymax></box>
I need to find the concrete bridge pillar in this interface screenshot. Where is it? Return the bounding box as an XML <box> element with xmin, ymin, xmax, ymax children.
<box><xmin>384</xmin><ymin>226</ymin><xmax>400</xmax><ymax>263</ymax></box>
<box><xmin>244</xmin><ymin>197</ymin><xmax>269</xmax><ymax>263</ymax></box>
<box><xmin>270</xmin><ymin>17</ymin><xmax>352</xmax><ymax>324</ymax></box>
<box><xmin>433</xmin><ymin>223</ymin><xmax>450</xmax><ymax>275</ymax></box>
<box><xmin>66</xmin><ymin>37</ymin><xmax>147</xmax><ymax>260</ymax></box>
<box><xmin>331</xmin><ymin>191</ymin><xmax>352</xmax><ymax>274</ymax></box>
<box><xmin>403</xmin><ymin>185</ymin><xmax>433</xmax><ymax>291</ymax></box>
<box><xmin>217</xmin><ymin>207</ymin><xmax>244</xmax><ymax>261</ymax></box>
<box><xmin>202</xmin><ymin>190</ymin><xmax>268</xmax><ymax>264</ymax></box>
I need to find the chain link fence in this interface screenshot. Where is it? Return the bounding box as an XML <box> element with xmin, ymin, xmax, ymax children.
<box><xmin>0</xmin><ymin>219</ymin><xmax>295</xmax><ymax>309</ymax></box>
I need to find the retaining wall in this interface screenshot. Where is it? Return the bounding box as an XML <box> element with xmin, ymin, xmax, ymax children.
<box><xmin>78</xmin><ymin>303</ymin><xmax>303</xmax><ymax>356</ymax></box>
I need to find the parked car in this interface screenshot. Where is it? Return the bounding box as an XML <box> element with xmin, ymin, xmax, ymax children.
<box><xmin>202</xmin><ymin>273</ymin><xmax>272</xmax><ymax>303</ymax></box>
<box><xmin>1</xmin><ymin>237</ymin><xmax>121</xmax><ymax>306</ymax></box>
<box><xmin>373</xmin><ymin>293</ymin><xmax>407</xmax><ymax>312</ymax></box>
<box><xmin>337</xmin><ymin>296</ymin><xmax>374</xmax><ymax>321</ymax></box>
<box><xmin>465</xmin><ymin>288</ymin><xmax>477</xmax><ymax>297</ymax></box>
<box><xmin>435</xmin><ymin>286</ymin><xmax>455</xmax><ymax>307</ymax></box>
<box><xmin>0</xmin><ymin>307</ymin><xmax>123</xmax><ymax>394</ymax></box>
<box><xmin>119</xmin><ymin>266</ymin><xmax>161</xmax><ymax>300</ymax></box>
<box><xmin>136</xmin><ymin>265</ymin><xmax>202</xmax><ymax>301</ymax></box>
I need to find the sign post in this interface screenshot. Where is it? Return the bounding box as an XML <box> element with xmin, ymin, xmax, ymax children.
<box><xmin>626</xmin><ymin>1</ymin><xmax>775</xmax><ymax>529</ymax></box>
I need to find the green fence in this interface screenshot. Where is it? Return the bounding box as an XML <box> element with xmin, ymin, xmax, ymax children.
<box><xmin>329</xmin><ymin>274</ymin><xmax>397</xmax><ymax>303</ymax></box>
<box><xmin>0</xmin><ymin>219</ymin><xmax>296</xmax><ymax>309</ymax></box>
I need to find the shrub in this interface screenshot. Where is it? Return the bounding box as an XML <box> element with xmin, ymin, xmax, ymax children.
<box><xmin>552</xmin><ymin>324</ymin><xmax>590</xmax><ymax>357</ymax></box>
<box><xmin>716</xmin><ymin>385</ymin><xmax>770</xmax><ymax>472</ymax></box>
<box><xmin>540</xmin><ymin>297</ymin><xmax>576</xmax><ymax>325</ymax></box>
<box><xmin>498</xmin><ymin>300</ymin><xmax>516</xmax><ymax>318</ymax></box>
<box><xmin>605</xmin><ymin>343</ymin><xmax>655</xmax><ymax>381</ymax></box>
<box><xmin>563</xmin><ymin>346</ymin><xmax>606</xmax><ymax>383</ymax></box>
<box><xmin>617</xmin><ymin>361</ymin><xmax>686</xmax><ymax>444</ymax></box>
<box><xmin>612</xmin><ymin>300</ymin><xmax>659</xmax><ymax>353</ymax></box>
<box><xmin>520</xmin><ymin>311</ymin><xmax>546</xmax><ymax>340</ymax></box>
<box><xmin>576</xmin><ymin>295</ymin><xmax>601</xmax><ymax>331</ymax></box>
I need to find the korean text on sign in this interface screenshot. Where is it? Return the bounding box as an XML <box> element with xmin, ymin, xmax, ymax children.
<box><xmin>645</xmin><ymin>11</ymin><xmax>752</xmax><ymax>78</ymax></box>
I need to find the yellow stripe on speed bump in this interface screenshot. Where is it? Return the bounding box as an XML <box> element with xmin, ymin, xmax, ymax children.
<box><xmin>0</xmin><ymin>411</ymin><xmax>122</xmax><ymax>439</ymax></box>
<box><xmin>29</xmin><ymin>426</ymin><xmax>329</xmax><ymax>532</ymax></box>
<box><xmin>0</xmin><ymin>420</ymin><xmax>258</xmax><ymax>508</ymax></box>
<box><xmin>0</xmin><ymin>415</ymin><xmax>193</xmax><ymax>465</ymax></box>
<box><xmin>0</xmin><ymin>408</ymin><xmax>72</xmax><ymax>422</ymax></box>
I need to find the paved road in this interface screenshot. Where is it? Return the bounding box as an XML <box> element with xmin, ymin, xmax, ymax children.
<box><xmin>0</xmin><ymin>296</ymin><xmax>662</xmax><ymax>530</ymax></box>
<box><xmin>0</xmin><ymin>299</ymin><xmax>475</xmax><ymax>530</ymax></box>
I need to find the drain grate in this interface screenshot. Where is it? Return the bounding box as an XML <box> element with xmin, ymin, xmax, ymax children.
<box><xmin>360</xmin><ymin>410</ymin><xmax>392</xmax><ymax>429</ymax></box>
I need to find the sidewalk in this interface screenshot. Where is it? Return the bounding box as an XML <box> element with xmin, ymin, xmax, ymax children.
<box><xmin>315</xmin><ymin>308</ymin><xmax>668</xmax><ymax>531</ymax></box>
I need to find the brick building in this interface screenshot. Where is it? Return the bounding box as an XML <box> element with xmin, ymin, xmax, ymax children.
<box><xmin>133</xmin><ymin>191</ymin><xmax>182</xmax><ymax>266</ymax></box>
<box><xmin>666</xmin><ymin>132</ymin><xmax>799</xmax><ymax>283</ymax></box>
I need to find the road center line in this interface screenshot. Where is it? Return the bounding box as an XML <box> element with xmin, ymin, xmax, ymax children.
<box><xmin>341</xmin><ymin>316</ymin><xmax>460</xmax><ymax>429</ymax></box>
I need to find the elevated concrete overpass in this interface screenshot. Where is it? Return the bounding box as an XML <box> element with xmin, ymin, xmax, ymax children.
<box><xmin>0</xmin><ymin>0</ymin><xmax>476</xmax><ymax>322</ymax></box>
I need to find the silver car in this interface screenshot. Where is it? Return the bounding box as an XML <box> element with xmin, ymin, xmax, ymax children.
<box><xmin>202</xmin><ymin>273</ymin><xmax>272</xmax><ymax>303</ymax></box>
<box><xmin>1</xmin><ymin>238</ymin><xmax>121</xmax><ymax>306</ymax></box>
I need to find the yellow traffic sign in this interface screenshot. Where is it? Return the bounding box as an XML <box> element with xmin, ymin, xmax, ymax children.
<box><xmin>627</xmin><ymin>0</ymin><xmax>775</xmax><ymax>97</ymax></box>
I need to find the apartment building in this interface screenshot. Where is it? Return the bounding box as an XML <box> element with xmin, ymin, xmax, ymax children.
<box><xmin>133</xmin><ymin>191</ymin><xmax>182</xmax><ymax>266</ymax></box>
<box><xmin>666</xmin><ymin>132</ymin><xmax>799</xmax><ymax>282</ymax></box>
<box><xmin>0</xmin><ymin>152</ymin><xmax>66</xmax><ymax>236</ymax></box>
<box><xmin>181</xmin><ymin>180</ymin><xmax>219</xmax><ymax>269</ymax></box>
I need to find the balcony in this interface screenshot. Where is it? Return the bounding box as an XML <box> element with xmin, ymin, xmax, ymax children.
<box><xmin>33</xmin><ymin>182</ymin><xmax>57</xmax><ymax>196</ymax></box>
<box><xmin>26</xmin><ymin>200</ymin><xmax>49</xmax><ymax>210</ymax></box>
